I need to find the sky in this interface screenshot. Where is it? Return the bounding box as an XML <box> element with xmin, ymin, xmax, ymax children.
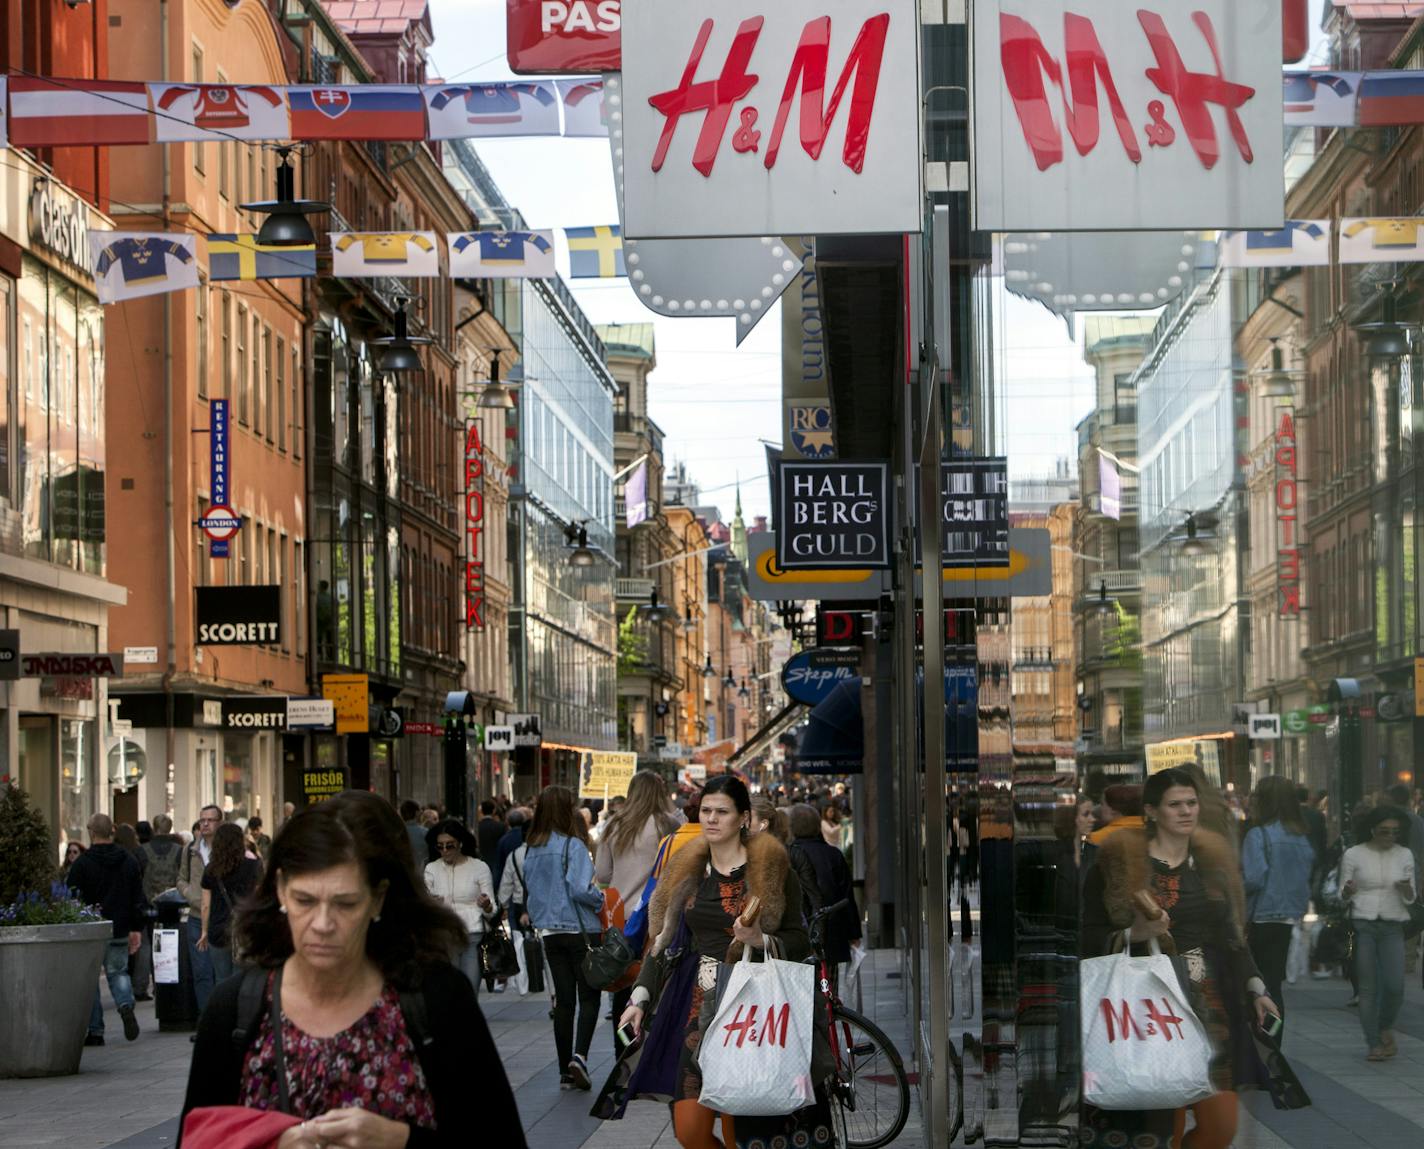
<box><xmin>423</xmin><ymin>1</ymin><xmax>1109</xmax><ymax>520</ymax></box>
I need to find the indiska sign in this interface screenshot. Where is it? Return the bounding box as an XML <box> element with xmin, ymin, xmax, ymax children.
<box><xmin>464</xmin><ymin>420</ymin><xmax>486</xmax><ymax>632</ymax></box>
<box><xmin>507</xmin><ymin>0</ymin><xmax>621</xmax><ymax>74</ymax></box>
<box><xmin>777</xmin><ymin>462</ymin><xmax>890</xmax><ymax>570</ymax></box>
<box><xmin>971</xmin><ymin>0</ymin><xmax>1284</xmax><ymax>231</ymax></box>
<box><xmin>620</xmin><ymin>1</ymin><xmax>922</xmax><ymax>238</ymax></box>
<box><xmin>1275</xmin><ymin>408</ymin><xmax>1301</xmax><ymax>618</ymax></box>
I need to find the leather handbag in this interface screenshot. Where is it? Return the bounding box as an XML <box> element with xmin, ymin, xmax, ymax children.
<box><xmin>1405</xmin><ymin>900</ymin><xmax>1424</xmax><ymax>942</ymax></box>
<box><xmin>523</xmin><ymin>931</ymin><xmax>546</xmax><ymax>994</ymax></box>
<box><xmin>479</xmin><ymin>916</ymin><xmax>521</xmax><ymax>979</ymax></box>
<box><xmin>560</xmin><ymin>838</ymin><xmax>638</xmax><ymax>989</ymax></box>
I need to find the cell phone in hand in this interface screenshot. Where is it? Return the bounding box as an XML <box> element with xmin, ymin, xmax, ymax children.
<box><xmin>1259</xmin><ymin>1012</ymin><xmax>1283</xmax><ymax>1041</ymax></box>
<box><xmin>615</xmin><ymin>1022</ymin><xmax>639</xmax><ymax>1050</ymax></box>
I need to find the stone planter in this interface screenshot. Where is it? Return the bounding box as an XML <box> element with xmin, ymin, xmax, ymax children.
<box><xmin>0</xmin><ymin>920</ymin><xmax>111</xmax><ymax>1077</ymax></box>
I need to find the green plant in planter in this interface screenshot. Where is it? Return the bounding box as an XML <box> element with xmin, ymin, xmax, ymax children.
<box><xmin>0</xmin><ymin>882</ymin><xmax>104</xmax><ymax>927</ymax></box>
<box><xmin>0</xmin><ymin>783</ymin><xmax>57</xmax><ymax>907</ymax></box>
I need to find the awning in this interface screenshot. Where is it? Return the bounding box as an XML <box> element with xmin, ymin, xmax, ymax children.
<box><xmin>726</xmin><ymin>702</ymin><xmax>807</xmax><ymax>769</ymax></box>
<box><xmin>789</xmin><ymin>680</ymin><xmax>863</xmax><ymax>775</ymax></box>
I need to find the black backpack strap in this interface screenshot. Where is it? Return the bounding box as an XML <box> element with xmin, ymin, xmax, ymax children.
<box><xmin>231</xmin><ymin>966</ymin><xmax>270</xmax><ymax>1052</ymax></box>
<box><xmin>398</xmin><ymin>986</ymin><xmax>434</xmax><ymax>1052</ymax></box>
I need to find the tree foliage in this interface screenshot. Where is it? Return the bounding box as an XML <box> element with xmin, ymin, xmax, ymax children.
<box><xmin>618</xmin><ymin>606</ymin><xmax>649</xmax><ymax>675</ymax></box>
<box><xmin>0</xmin><ymin>784</ymin><xmax>58</xmax><ymax>906</ymax></box>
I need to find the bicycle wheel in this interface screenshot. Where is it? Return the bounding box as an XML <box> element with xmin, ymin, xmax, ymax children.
<box><xmin>830</xmin><ymin>1005</ymin><xmax>911</xmax><ymax>1149</ymax></box>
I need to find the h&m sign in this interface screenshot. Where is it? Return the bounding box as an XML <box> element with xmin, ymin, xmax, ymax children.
<box><xmin>620</xmin><ymin>0</ymin><xmax>922</xmax><ymax>238</ymax></box>
<box><xmin>971</xmin><ymin>0</ymin><xmax>1284</xmax><ymax>230</ymax></box>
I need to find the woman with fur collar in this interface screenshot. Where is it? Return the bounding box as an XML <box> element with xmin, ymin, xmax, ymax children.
<box><xmin>616</xmin><ymin>775</ymin><xmax>808</xmax><ymax>1149</ymax></box>
<box><xmin>1082</xmin><ymin>768</ymin><xmax>1282</xmax><ymax>1149</ymax></box>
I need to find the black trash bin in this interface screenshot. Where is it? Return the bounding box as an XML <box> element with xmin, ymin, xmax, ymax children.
<box><xmin>152</xmin><ymin>890</ymin><xmax>199</xmax><ymax>1031</ymax></box>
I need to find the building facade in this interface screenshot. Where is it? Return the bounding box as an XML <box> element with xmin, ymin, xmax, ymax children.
<box><xmin>0</xmin><ymin>2</ymin><xmax>126</xmax><ymax>855</ymax></box>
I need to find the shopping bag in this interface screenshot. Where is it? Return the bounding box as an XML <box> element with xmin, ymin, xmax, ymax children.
<box><xmin>698</xmin><ymin>939</ymin><xmax>816</xmax><ymax>1116</ymax></box>
<box><xmin>1080</xmin><ymin>933</ymin><xmax>1214</xmax><ymax>1112</ymax></box>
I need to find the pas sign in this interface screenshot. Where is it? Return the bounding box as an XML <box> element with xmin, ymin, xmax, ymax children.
<box><xmin>620</xmin><ymin>0</ymin><xmax>922</xmax><ymax>238</ymax></box>
<box><xmin>971</xmin><ymin>0</ymin><xmax>1284</xmax><ymax>231</ymax></box>
<box><xmin>507</xmin><ymin>1</ymin><xmax>621</xmax><ymax>74</ymax></box>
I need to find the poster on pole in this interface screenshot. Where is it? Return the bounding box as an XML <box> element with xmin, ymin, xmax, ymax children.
<box><xmin>577</xmin><ymin>749</ymin><xmax>638</xmax><ymax>801</ymax></box>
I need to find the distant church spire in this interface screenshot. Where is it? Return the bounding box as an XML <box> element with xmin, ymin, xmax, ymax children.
<box><xmin>731</xmin><ymin>480</ymin><xmax>748</xmax><ymax>564</ymax></box>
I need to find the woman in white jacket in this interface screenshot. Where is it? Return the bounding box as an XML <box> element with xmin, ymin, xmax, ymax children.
<box><xmin>1341</xmin><ymin>804</ymin><xmax>1418</xmax><ymax>1061</ymax></box>
<box><xmin>424</xmin><ymin>819</ymin><xmax>497</xmax><ymax>996</ymax></box>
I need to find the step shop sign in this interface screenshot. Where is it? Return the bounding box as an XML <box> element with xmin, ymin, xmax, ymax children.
<box><xmin>196</xmin><ymin>585</ymin><xmax>282</xmax><ymax>646</ymax></box>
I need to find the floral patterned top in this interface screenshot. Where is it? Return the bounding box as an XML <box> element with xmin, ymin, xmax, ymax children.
<box><xmin>238</xmin><ymin>976</ymin><xmax>437</xmax><ymax>1130</ymax></box>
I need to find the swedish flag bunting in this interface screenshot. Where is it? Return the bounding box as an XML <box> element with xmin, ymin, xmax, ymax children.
<box><xmin>208</xmin><ymin>234</ymin><xmax>317</xmax><ymax>281</ymax></box>
<box><xmin>565</xmin><ymin>226</ymin><xmax>625</xmax><ymax>278</ymax></box>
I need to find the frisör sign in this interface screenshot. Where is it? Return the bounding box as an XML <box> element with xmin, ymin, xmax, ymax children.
<box><xmin>620</xmin><ymin>0</ymin><xmax>922</xmax><ymax>238</ymax></box>
<box><xmin>971</xmin><ymin>0</ymin><xmax>1284</xmax><ymax>231</ymax></box>
<box><xmin>777</xmin><ymin>462</ymin><xmax>890</xmax><ymax>570</ymax></box>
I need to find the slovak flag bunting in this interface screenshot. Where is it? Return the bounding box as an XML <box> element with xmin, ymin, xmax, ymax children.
<box><xmin>424</xmin><ymin>82</ymin><xmax>560</xmax><ymax>140</ymax></box>
<box><xmin>87</xmin><ymin>231</ymin><xmax>199</xmax><ymax>304</ymax></box>
<box><xmin>448</xmin><ymin>231</ymin><xmax>556</xmax><ymax>278</ymax></box>
<box><xmin>149</xmin><ymin>83</ymin><xmax>290</xmax><ymax>142</ymax></box>
<box><xmin>288</xmin><ymin>85</ymin><xmax>426</xmax><ymax>140</ymax></box>
<box><xmin>331</xmin><ymin>232</ymin><xmax>440</xmax><ymax>278</ymax></box>
<box><xmin>1218</xmin><ymin>221</ymin><xmax>1331</xmax><ymax>269</ymax></box>
<box><xmin>10</xmin><ymin>78</ymin><xmax>151</xmax><ymax>147</ymax></box>
<box><xmin>557</xmin><ymin>80</ymin><xmax>608</xmax><ymax>138</ymax></box>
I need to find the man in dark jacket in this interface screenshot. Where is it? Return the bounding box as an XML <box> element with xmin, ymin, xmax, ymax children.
<box><xmin>787</xmin><ymin>804</ymin><xmax>861</xmax><ymax>970</ymax></box>
<box><xmin>477</xmin><ymin>799</ymin><xmax>506</xmax><ymax>864</ymax></box>
<box><xmin>492</xmin><ymin>808</ymin><xmax>530</xmax><ymax>905</ymax></box>
<box><xmin>67</xmin><ymin>813</ymin><xmax>145</xmax><ymax>1044</ymax></box>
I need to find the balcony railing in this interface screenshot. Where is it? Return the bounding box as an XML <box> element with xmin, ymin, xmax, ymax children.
<box><xmin>1084</xmin><ymin>570</ymin><xmax>1142</xmax><ymax>596</ymax></box>
<box><xmin>616</xmin><ymin>577</ymin><xmax>654</xmax><ymax>601</ymax></box>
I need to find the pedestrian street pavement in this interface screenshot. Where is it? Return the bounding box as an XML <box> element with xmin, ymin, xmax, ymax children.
<box><xmin>2</xmin><ymin>951</ymin><xmax>1422</xmax><ymax>1149</ymax></box>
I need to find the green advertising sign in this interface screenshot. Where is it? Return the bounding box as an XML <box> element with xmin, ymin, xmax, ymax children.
<box><xmin>1283</xmin><ymin>709</ymin><xmax>1310</xmax><ymax>736</ymax></box>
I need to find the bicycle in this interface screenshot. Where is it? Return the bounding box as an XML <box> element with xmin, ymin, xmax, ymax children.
<box><xmin>808</xmin><ymin>899</ymin><xmax>911</xmax><ymax>1149</ymax></box>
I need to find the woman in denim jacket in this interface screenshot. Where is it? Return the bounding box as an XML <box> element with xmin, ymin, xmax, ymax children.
<box><xmin>1243</xmin><ymin>776</ymin><xmax>1317</xmax><ymax>1023</ymax></box>
<box><xmin>513</xmin><ymin>785</ymin><xmax>605</xmax><ymax>1091</ymax></box>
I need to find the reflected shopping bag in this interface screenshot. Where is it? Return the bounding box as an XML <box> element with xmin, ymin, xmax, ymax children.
<box><xmin>1080</xmin><ymin>933</ymin><xmax>1214</xmax><ymax>1111</ymax></box>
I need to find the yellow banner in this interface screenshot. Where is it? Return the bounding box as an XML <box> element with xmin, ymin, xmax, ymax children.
<box><xmin>578</xmin><ymin>749</ymin><xmax>638</xmax><ymax>801</ymax></box>
<box><xmin>1146</xmin><ymin>742</ymin><xmax>1200</xmax><ymax>773</ymax></box>
<box><xmin>322</xmin><ymin>673</ymin><xmax>369</xmax><ymax>735</ymax></box>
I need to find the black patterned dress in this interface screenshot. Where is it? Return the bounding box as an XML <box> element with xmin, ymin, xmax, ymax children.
<box><xmin>675</xmin><ymin>862</ymin><xmax>748</xmax><ymax>1101</ymax></box>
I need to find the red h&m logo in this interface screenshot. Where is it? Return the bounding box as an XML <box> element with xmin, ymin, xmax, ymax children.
<box><xmin>649</xmin><ymin>13</ymin><xmax>889</xmax><ymax>178</ymax></box>
<box><xmin>999</xmin><ymin>9</ymin><xmax>1256</xmax><ymax>173</ymax></box>
<box><xmin>721</xmin><ymin>1002</ymin><xmax>792</xmax><ymax>1049</ymax></box>
<box><xmin>1100</xmin><ymin>997</ymin><xmax>1188</xmax><ymax>1043</ymax></box>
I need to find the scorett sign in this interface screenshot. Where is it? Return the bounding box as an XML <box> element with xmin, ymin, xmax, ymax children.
<box><xmin>195</xmin><ymin>585</ymin><xmax>282</xmax><ymax>645</ymax></box>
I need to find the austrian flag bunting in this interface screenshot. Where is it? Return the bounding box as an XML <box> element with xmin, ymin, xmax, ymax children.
<box><xmin>331</xmin><ymin>232</ymin><xmax>440</xmax><ymax>278</ymax></box>
<box><xmin>87</xmin><ymin>231</ymin><xmax>199</xmax><ymax>304</ymax></box>
<box><xmin>149</xmin><ymin>83</ymin><xmax>290</xmax><ymax>142</ymax></box>
<box><xmin>10</xmin><ymin>77</ymin><xmax>150</xmax><ymax>147</ymax></box>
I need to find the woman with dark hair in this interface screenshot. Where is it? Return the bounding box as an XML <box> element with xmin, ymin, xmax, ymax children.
<box><xmin>1243</xmin><ymin>776</ymin><xmax>1316</xmax><ymax>1023</ymax></box>
<box><xmin>422</xmin><ymin>820</ymin><xmax>496</xmax><ymax>997</ymax></box>
<box><xmin>198</xmin><ymin>822</ymin><xmax>262</xmax><ymax>984</ymax></box>
<box><xmin>1341</xmin><ymin>804</ymin><xmax>1417</xmax><ymax>1060</ymax></box>
<box><xmin>61</xmin><ymin>840</ymin><xmax>87</xmax><ymax>877</ymax></box>
<box><xmin>180</xmin><ymin>790</ymin><xmax>524</xmax><ymax>1149</ymax></box>
<box><xmin>614</xmin><ymin>775</ymin><xmax>809</xmax><ymax>1149</ymax></box>
<box><xmin>1083</xmin><ymin>768</ymin><xmax>1281</xmax><ymax>1149</ymax></box>
<box><xmin>510</xmin><ymin>784</ymin><xmax>605</xmax><ymax>1091</ymax></box>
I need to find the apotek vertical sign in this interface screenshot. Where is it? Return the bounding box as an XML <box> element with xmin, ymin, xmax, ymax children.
<box><xmin>1275</xmin><ymin>408</ymin><xmax>1301</xmax><ymax>618</ymax></box>
<box><xmin>465</xmin><ymin>419</ymin><xmax>486</xmax><ymax>631</ymax></box>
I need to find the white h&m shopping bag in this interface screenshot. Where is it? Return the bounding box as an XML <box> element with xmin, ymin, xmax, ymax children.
<box><xmin>1081</xmin><ymin>934</ymin><xmax>1215</xmax><ymax>1111</ymax></box>
<box><xmin>698</xmin><ymin>940</ymin><xmax>816</xmax><ymax>1116</ymax></box>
